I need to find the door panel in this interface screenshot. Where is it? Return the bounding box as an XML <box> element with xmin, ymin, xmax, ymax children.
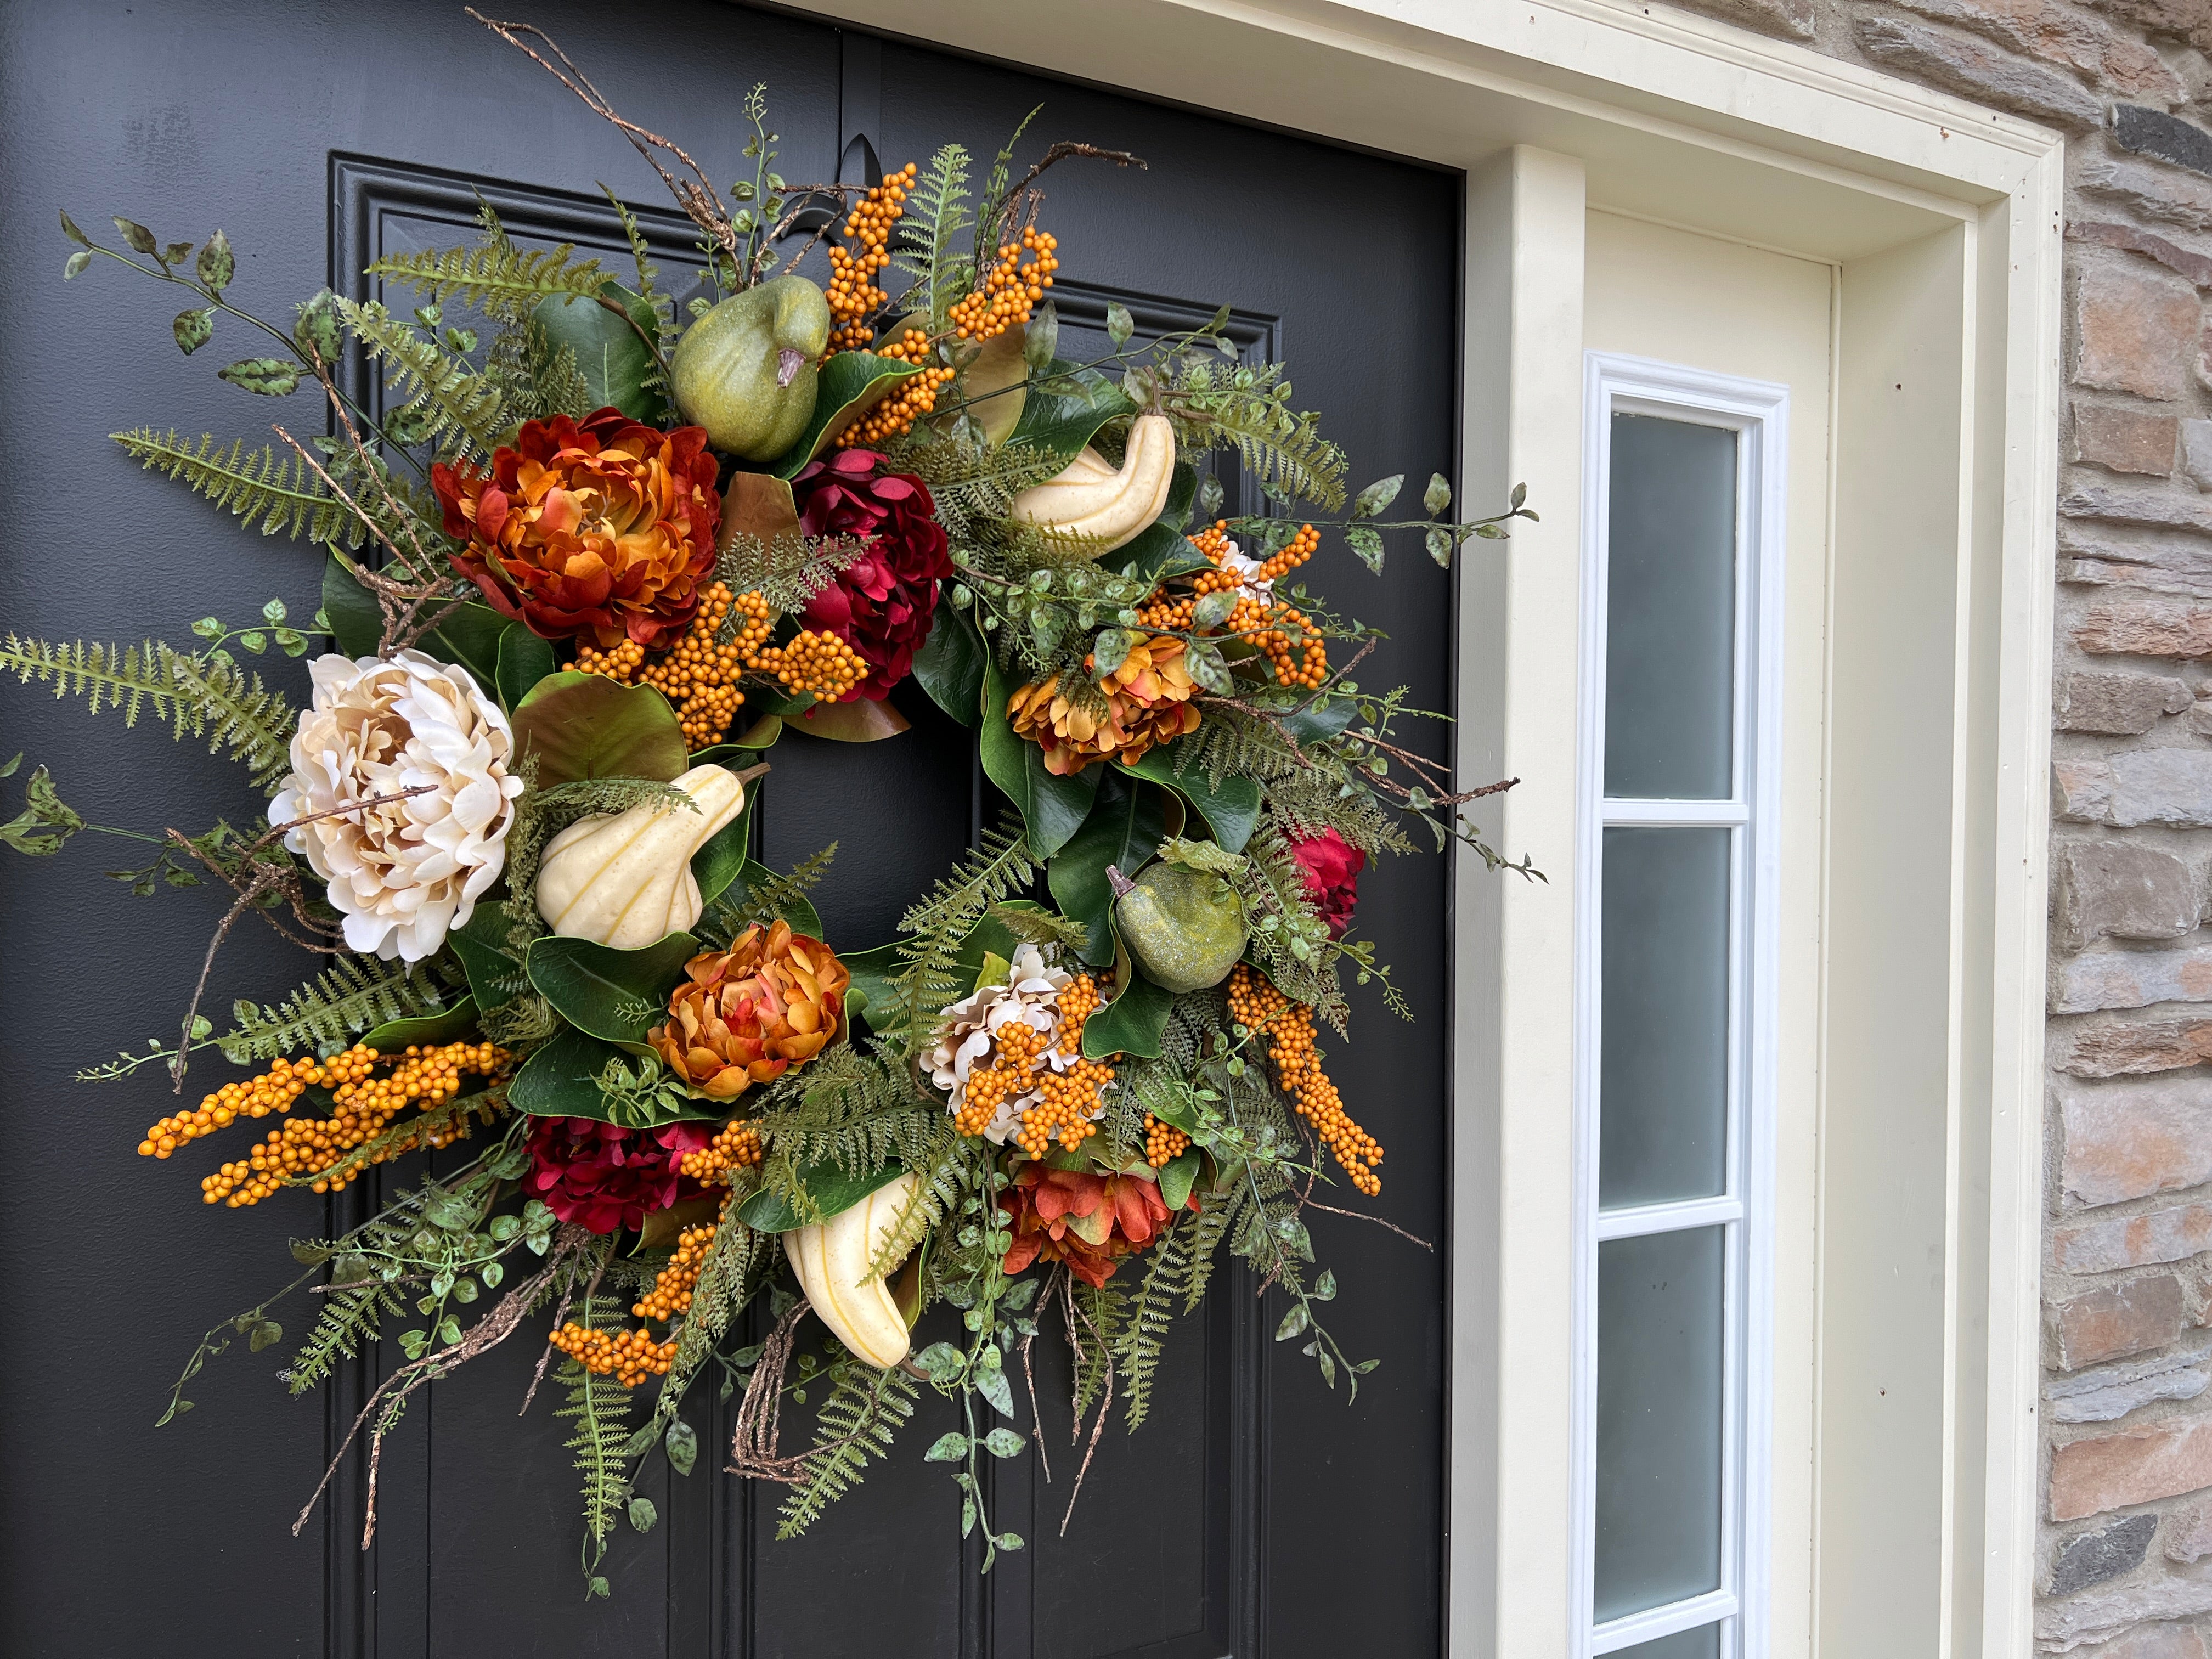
<box><xmin>0</xmin><ymin>5</ymin><xmax>1459</xmax><ymax>1655</ymax></box>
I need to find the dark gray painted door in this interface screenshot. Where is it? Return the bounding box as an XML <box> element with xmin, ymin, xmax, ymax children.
<box><xmin>0</xmin><ymin>3</ymin><xmax>1460</xmax><ymax>1654</ymax></box>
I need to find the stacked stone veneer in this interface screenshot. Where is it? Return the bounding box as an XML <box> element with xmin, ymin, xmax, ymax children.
<box><xmin>1647</xmin><ymin>0</ymin><xmax>2212</xmax><ymax>1651</ymax></box>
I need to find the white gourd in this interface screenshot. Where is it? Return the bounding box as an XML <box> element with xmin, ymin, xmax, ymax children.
<box><xmin>534</xmin><ymin>763</ymin><xmax>747</xmax><ymax>949</ymax></box>
<box><xmin>784</xmin><ymin>1173</ymin><xmax>921</xmax><ymax>1370</ymax></box>
<box><xmin>1008</xmin><ymin>411</ymin><xmax>1175</xmax><ymax>554</ymax></box>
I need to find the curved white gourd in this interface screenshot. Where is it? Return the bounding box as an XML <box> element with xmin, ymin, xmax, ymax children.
<box><xmin>1008</xmin><ymin>412</ymin><xmax>1175</xmax><ymax>554</ymax></box>
<box><xmin>534</xmin><ymin>763</ymin><xmax>747</xmax><ymax>948</ymax></box>
<box><xmin>785</xmin><ymin>1172</ymin><xmax>920</xmax><ymax>1370</ymax></box>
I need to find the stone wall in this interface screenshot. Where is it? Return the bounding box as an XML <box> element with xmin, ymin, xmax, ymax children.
<box><xmin>1648</xmin><ymin>0</ymin><xmax>2212</xmax><ymax>1651</ymax></box>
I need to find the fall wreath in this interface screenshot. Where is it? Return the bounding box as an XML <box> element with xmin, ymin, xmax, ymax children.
<box><xmin>5</xmin><ymin>12</ymin><xmax>1535</xmax><ymax>1588</ymax></box>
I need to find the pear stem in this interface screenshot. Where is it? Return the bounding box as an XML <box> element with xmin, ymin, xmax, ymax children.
<box><xmin>1104</xmin><ymin>864</ymin><xmax>1135</xmax><ymax>899</ymax></box>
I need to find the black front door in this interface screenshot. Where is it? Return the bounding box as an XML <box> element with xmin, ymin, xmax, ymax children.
<box><xmin>0</xmin><ymin>3</ymin><xmax>1460</xmax><ymax>1654</ymax></box>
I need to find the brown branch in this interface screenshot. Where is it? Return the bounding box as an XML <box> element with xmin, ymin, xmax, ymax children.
<box><xmin>1296</xmin><ymin>1197</ymin><xmax>1435</xmax><ymax>1251</ymax></box>
<box><xmin>467</xmin><ymin>12</ymin><xmax>738</xmax><ymax>260</ymax></box>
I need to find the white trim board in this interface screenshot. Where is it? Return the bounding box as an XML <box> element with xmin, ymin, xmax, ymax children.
<box><xmin>786</xmin><ymin>4</ymin><xmax>2063</xmax><ymax>1654</ymax></box>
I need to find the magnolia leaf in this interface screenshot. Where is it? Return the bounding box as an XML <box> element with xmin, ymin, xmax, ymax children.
<box><xmin>786</xmin><ymin>697</ymin><xmax>910</xmax><ymax>743</ymax></box>
<box><xmin>196</xmin><ymin>228</ymin><xmax>234</xmax><ymax>292</ymax></box>
<box><xmin>717</xmin><ymin>469</ymin><xmax>800</xmax><ymax>550</ymax></box>
<box><xmin>1048</xmin><ymin>769</ymin><xmax>1164</xmax><ymax>968</ymax></box>
<box><xmin>1007</xmin><ymin>358</ymin><xmax>1135</xmax><ymax>469</ymax></box>
<box><xmin>494</xmin><ymin>623</ymin><xmax>557</xmax><ymax>713</ymax></box>
<box><xmin>1113</xmin><ymin>741</ymin><xmax>1259</xmax><ymax>854</ymax></box>
<box><xmin>447</xmin><ymin>905</ymin><xmax>526</xmax><ymax>1012</ymax></box>
<box><xmin>736</xmin><ymin>1160</ymin><xmax>906</xmax><ymax>1232</ymax></box>
<box><xmin>510</xmin><ymin>672</ymin><xmax>687</xmax><ymax>786</ymax></box>
<box><xmin>218</xmin><ymin>358</ymin><xmax>300</xmax><ymax>396</ymax></box>
<box><xmin>1023</xmin><ymin>302</ymin><xmax>1057</xmax><ymax>371</ymax></box>
<box><xmin>1158</xmin><ymin>1148</ymin><xmax>1201</xmax><ymax>1213</ymax></box>
<box><xmin>979</xmin><ymin>658</ymin><xmax>1098</xmax><ymax>860</ymax></box>
<box><xmin>510</xmin><ymin>1023</ymin><xmax>716</xmax><ymax>1124</ymax></box>
<box><xmin>638</xmin><ymin>1195</ymin><xmax>723</xmax><ymax>1250</ymax></box>
<box><xmin>1080</xmin><ymin>921</ymin><xmax>1175</xmax><ymax>1060</ymax></box>
<box><xmin>525</xmin><ymin>932</ymin><xmax>697</xmax><ymax>1045</ymax></box>
<box><xmin>949</xmin><ymin>319</ymin><xmax>1029</xmax><ymax>447</ymax></box>
<box><xmin>768</xmin><ymin>350</ymin><xmax>921</xmax><ymax>478</ymax></box>
<box><xmin>911</xmin><ymin>603</ymin><xmax>986</xmax><ymax>727</ymax></box>
<box><xmin>360</xmin><ymin>996</ymin><xmax>479</xmax><ymax>1053</ymax></box>
<box><xmin>172</xmin><ymin>307</ymin><xmax>214</xmax><ymax>355</ymax></box>
<box><xmin>534</xmin><ymin>281</ymin><xmax>667</xmax><ymax>425</ymax></box>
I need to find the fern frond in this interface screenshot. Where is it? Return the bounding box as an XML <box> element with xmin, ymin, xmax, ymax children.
<box><xmin>337</xmin><ymin>298</ymin><xmax>505</xmax><ymax>458</ymax></box>
<box><xmin>889</xmin><ymin>143</ymin><xmax>973</xmax><ymax>330</ymax></box>
<box><xmin>1114</xmin><ymin>1221</ymin><xmax>1187</xmax><ymax>1430</ymax></box>
<box><xmin>755</xmin><ymin>1047</ymin><xmax>947</xmax><ymax>1224</ymax></box>
<box><xmin>111</xmin><ymin>428</ymin><xmax>356</xmax><ymax>544</ymax></box>
<box><xmin>366</xmin><ymin>242</ymin><xmax>608</xmax><ymax>320</ymax></box>
<box><xmin>701</xmin><ymin>842</ymin><xmax>838</xmax><ymax>945</ymax></box>
<box><xmin>601</xmin><ymin>185</ymin><xmax>679</xmax><ymax>367</ymax></box>
<box><xmin>0</xmin><ymin>636</ymin><xmax>295</xmax><ymax>792</ymax></box>
<box><xmin>775</xmin><ymin>1358</ymin><xmax>920</xmax><ymax>1538</ymax></box>
<box><xmin>888</xmin><ymin>817</ymin><xmax>1035</xmax><ymax>1049</ymax></box>
<box><xmin>1177</xmin><ymin>1194</ymin><xmax>1238</xmax><ymax>1315</ymax></box>
<box><xmin>220</xmin><ymin>957</ymin><xmax>461</xmax><ymax>1064</ymax></box>
<box><xmin>482</xmin><ymin>314</ymin><xmax>589</xmax><ymax>428</ymax></box>
<box><xmin>1074</xmin><ymin>1279</ymin><xmax>1127</xmax><ymax>1421</ymax></box>
<box><xmin>865</xmin><ymin>1130</ymin><xmax>964</xmax><ymax>1279</ymax></box>
<box><xmin>714</xmin><ymin>532</ymin><xmax>860</xmax><ymax>619</ymax></box>
<box><xmin>553</xmin><ymin>1294</ymin><xmax>635</xmax><ymax>1550</ymax></box>
<box><xmin>1163</xmin><ymin>358</ymin><xmax>1347</xmax><ymax>511</ymax></box>
<box><xmin>285</xmin><ymin>1279</ymin><xmax>404</xmax><ymax>1396</ymax></box>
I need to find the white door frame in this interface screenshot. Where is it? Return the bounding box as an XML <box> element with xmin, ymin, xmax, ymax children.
<box><xmin>793</xmin><ymin>3</ymin><xmax>2064</xmax><ymax>1651</ymax></box>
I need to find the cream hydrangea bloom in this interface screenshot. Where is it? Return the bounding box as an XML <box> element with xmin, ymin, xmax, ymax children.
<box><xmin>926</xmin><ymin>946</ymin><xmax>1082</xmax><ymax>1144</ymax></box>
<box><xmin>273</xmin><ymin>651</ymin><xmax>523</xmax><ymax>963</ymax></box>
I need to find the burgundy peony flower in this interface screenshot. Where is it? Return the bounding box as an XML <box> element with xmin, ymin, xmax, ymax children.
<box><xmin>522</xmin><ymin>1115</ymin><xmax>715</xmax><ymax>1235</ymax></box>
<box><xmin>792</xmin><ymin>448</ymin><xmax>953</xmax><ymax>701</ymax></box>
<box><xmin>431</xmin><ymin>407</ymin><xmax>720</xmax><ymax>650</ymax></box>
<box><xmin>1290</xmin><ymin>829</ymin><xmax>1365</xmax><ymax>938</ymax></box>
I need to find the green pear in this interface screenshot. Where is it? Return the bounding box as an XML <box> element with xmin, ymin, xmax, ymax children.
<box><xmin>1109</xmin><ymin>862</ymin><xmax>1248</xmax><ymax>994</ymax></box>
<box><xmin>669</xmin><ymin>275</ymin><xmax>833</xmax><ymax>461</ymax></box>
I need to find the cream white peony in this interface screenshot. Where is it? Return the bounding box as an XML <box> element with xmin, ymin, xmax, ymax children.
<box><xmin>273</xmin><ymin>651</ymin><xmax>524</xmax><ymax>963</ymax></box>
<box><xmin>925</xmin><ymin>945</ymin><xmax>1088</xmax><ymax>1143</ymax></box>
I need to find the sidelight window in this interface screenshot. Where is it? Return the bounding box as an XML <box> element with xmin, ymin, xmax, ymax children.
<box><xmin>1573</xmin><ymin>356</ymin><xmax>1788</xmax><ymax>1659</ymax></box>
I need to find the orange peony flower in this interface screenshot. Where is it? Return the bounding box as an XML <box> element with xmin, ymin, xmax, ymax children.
<box><xmin>648</xmin><ymin>921</ymin><xmax>850</xmax><ymax>1102</ymax></box>
<box><xmin>432</xmin><ymin>407</ymin><xmax>720</xmax><ymax>649</ymax></box>
<box><xmin>998</xmin><ymin>1163</ymin><xmax>1195</xmax><ymax>1287</ymax></box>
<box><xmin>1006</xmin><ymin>636</ymin><xmax>1201</xmax><ymax>777</ymax></box>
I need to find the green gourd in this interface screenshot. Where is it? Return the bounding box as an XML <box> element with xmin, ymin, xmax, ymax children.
<box><xmin>1109</xmin><ymin>861</ymin><xmax>1248</xmax><ymax>994</ymax></box>
<box><xmin>669</xmin><ymin>275</ymin><xmax>833</xmax><ymax>460</ymax></box>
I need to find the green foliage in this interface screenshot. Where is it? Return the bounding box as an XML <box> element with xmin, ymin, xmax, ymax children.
<box><xmin>699</xmin><ymin>841</ymin><xmax>837</xmax><ymax>945</ymax></box>
<box><xmin>0</xmin><ymin>756</ymin><xmax>83</xmax><ymax>856</ymax></box>
<box><xmin>1073</xmin><ymin>1279</ymin><xmax>1127</xmax><ymax>1422</ymax></box>
<box><xmin>220</xmin><ymin>956</ymin><xmax>463</xmax><ymax>1064</ymax></box>
<box><xmin>886</xmin><ymin>816</ymin><xmax>1035</xmax><ymax>1050</ymax></box>
<box><xmin>776</xmin><ymin>1358</ymin><xmax>922</xmax><ymax>1538</ymax></box>
<box><xmin>111</xmin><ymin>428</ymin><xmax>357</xmax><ymax>543</ymax></box>
<box><xmin>554</xmin><ymin>1294</ymin><xmax>636</xmax><ymax>1554</ymax></box>
<box><xmin>1160</xmin><ymin>356</ymin><xmax>1347</xmax><ymax>511</ymax></box>
<box><xmin>0</xmin><ymin>635</ymin><xmax>295</xmax><ymax>793</ymax></box>
<box><xmin>754</xmin><ymin>1046</ymin><xmax>947</xmax><ymax>1227</ymax></box>
<box><xmin>889</xmin><ymin>143</ymin><xmax>973</xmax><ymax>330</ymax></box>
<box><xmin>714</xmin><ymin>531</ymin><xmax>856</xmax><ymax>619</ymax></box>
<box><xmin>337</xmin><ymin>297</ymin><xmax>505</xmax><ymax>458</ymax></box>
<box><xmin>603</xmin><ymin>184</ymin><xmax>679</xmax><ymax>369</ymax></box>
<box><xmin>366</xmin><ymin>241</ymin><xmax>609</xmax><ymax>320</ymax></box>
<box><xmin>1113</xmin><ymin>1220</ymin><xmax>1187</xmax><ymax>1430</ymax></box>
<box><xmin>482</xmin><ymin>314</ymin><xmax>589</xmax><ymax>428</ymax></box>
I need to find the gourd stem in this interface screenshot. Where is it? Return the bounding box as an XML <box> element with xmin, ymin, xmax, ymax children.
<box><xmin>1104</xmin><ymin>864</ymin><xmax>1135</xmax><ymax>899</ymax></box>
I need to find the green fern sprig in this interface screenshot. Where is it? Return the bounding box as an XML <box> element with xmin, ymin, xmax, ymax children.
<box><xmin>482</xmin><ymin>314</ymin><xmax>589</xmax><ymax>428</ymax></box>
<box><xmin>1113</xmin><ymin>1220</ymin><xmax>1188</xmax><ymax>1430</ymax></box>
<box><xmin>219</xmin><ymin>957</ymin><xmax>462</xmax><ymax>1064</ymax></box>
<box><xmin>889</xmin><ymin>143</ymin><xmax>973</xmax><ymax>330</ymax></box>
<box><xmin>601</xmin><ymin>185</ymin><xmax>678</xmax><ymax>366</ymax></box>
<box><xmin>714</xmin><ymin>532</ymin><xmax>860</xmax><ymax>619</ymax></box>
<box><xmin>1161</xmin><ymin>357</ymin><xmax>1347</xmax><ymax>511</ymax></box>
<box><xmin>337</xmin><ymin>297</ymin><xmax>505</xmax><ymax>458</ymax></box>
<box><xmin>1073</xmin><ymin>1279</ymin><xmax>1128</xmax><ymax>1421</ymax></box>
<box><xmin>0</xmin><ymin>636</ymin><xmax>296</xmax><ymax>793</ymax></box>
<box><xmin>365</xmin><ymin>242</ymin><xmax>609</xmax><ymax>320</ymax></box>
<box><xmin>554</xmin><ymin>1294</ymin><xmax>636</xmax><ymax>1555</ymax></box>
<box><xmin>111</xmin><ymin>429</ymin><xmax>354</xmax><ymax>544</ymax></box>
<box><xmin>701</xmin><ymin>841</ymin><xmax>838</xmax><ymax>945</ymax></box>
<box><xmin>889</xmin><ymin>817</ymin><xmax>1035</xmax><ymax>1049</ymax></box>
<box><xmin>775</xmin><ymin>1358</ymin><xmax>921</xmax><ymax>1538</ymax></box>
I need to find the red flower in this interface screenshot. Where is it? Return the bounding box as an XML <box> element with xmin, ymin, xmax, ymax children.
<box><xmin>792</xmin><ymin>449</ymin><xmax>952</xmax><ymax>701</ymax></box>
<box><xmin>431</xmin><ymin>407</ymin><xmax>720</xmax><ymax>649</ymax></box>
<box><xmin>1290</xmin><ymin>829</ymin><xmax>1365</xmax><ymax>938</ymax></box>
<box><xmin>999</xmin><ymin>1164</ymin><xmax>1194</xmax><ymax>1288</ymax></box>
<box><xmin>522</xmin><ymin>1115</ymin><xmax>715</xmax><ymax>1235</ymax></box>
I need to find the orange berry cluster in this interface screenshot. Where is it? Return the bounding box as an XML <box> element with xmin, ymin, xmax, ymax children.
<box><xmin>1137</xmin><ymin>522</ymin><xmax>1329</xmax><ymax>689</ymax></box>
<box><xmin>575</xmin><ymin>583</ymin><xmax>778</xmax><ymax>750</ymax></box>
<box><xmin>1144</xmin><ymin>1113</ymin><xmax>1192</xmax><ymax>1169</ymax></box>
<box><xmin>824</xmin><ymin>163</ymin><xmax>916</xmax><ymax>354</ymax></box>
<box><xmin>549</xmin><ymin>1321</ymin><xmax>678</xmax><ymax>1389</ymax></box>
<box><xmin>947</xmin><ymin>228</ymin><xmax>1058</xmax><ymax>341</ymax></box>
<box><xmin>679</xmin><ymin>1119</ymin><xmax>763</xmax><ymax>1184</ymax></box>
<box><xmin>751</xmin><ymin>627</ymin><xmax>868</xmax><ymax>701</ymax></box>
<box><xmin>634</xmin><ymin>1224</ymin><xmax>717</xmax><ymax>1323</ymax></box>
<box><xmin>182</xmin><ymin>1041</ymin><xmax>512</xmax><ymax>1209</ymax></box>
<box><xmin>834</xmin><ymin>328</ymin><xmax>956</xmax><ymax>449</ymax></box>
<box><xmin>1015</xmin><ymin>973</ymin><xmax>1112</xmax><ymax>1156</ymax></box>
<box><xmin>953</xmin><ymin>1018</ymin><xmax>1046</xmax><ymax>1137</ymax></box>
<box><xmin>1227</xmin><ymin>966</ymin><xmax>1382</xmax><ymax>1197</ymax></box>
<box><xmin>139</xmin><ymin>1049</ymin><xmax>364</xmax><ymax>1159</ymax></box>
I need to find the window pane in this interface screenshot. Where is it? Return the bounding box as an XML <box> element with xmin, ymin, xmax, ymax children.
<box><xmin>1605</xmin><ymin>414</ymin><xmax>1737</xmax><ymax>800</ymax></box>
<box><xmin>1596</xmin><ymin>1227</ymin><xmax>1725</xmax><ymax>1621</ymax></box>
<box><xmin>1600</xmin><ymin>827</ymin><xmax>1731</xmax><ymax>1207</ymax></box>
<box><xmin>1609</xmin><ymin>1622</ymin><xmax>1723</xmax><ymax>1659</ymax></box>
